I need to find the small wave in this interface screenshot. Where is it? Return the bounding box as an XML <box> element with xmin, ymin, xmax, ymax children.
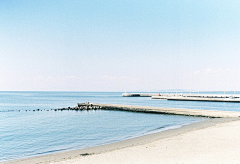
<box><xmin>35</xmin><ymin>148</ymin><xmax>70</xmax><ymax>155</ymax></box>
<box><xmin>144</xmin><ymin>126</ymin><xmax>166</xmax><ymax>134</ymax></box>
<box><xmin>142</xmin><ymin>124</ymin><xmax>184</xmax><ymax>135</ymax></box>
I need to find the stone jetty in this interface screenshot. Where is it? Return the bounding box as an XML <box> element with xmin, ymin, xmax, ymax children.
<box><xmin>93</xmin><ymin>103</ymin><xmax>240</xmax><ymax>118</ymax></box>
<box><xmin>22</xmin><ymin>103</ymin><xmax>240</xmax><ymax>118</ymax></box>
<box><xmin>72</xmin><ymin>103</ymin><xmax>240</xmax><ymax>118</ymax></box>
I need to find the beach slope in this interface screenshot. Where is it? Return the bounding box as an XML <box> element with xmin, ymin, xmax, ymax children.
<box><xmin>49</xmin><ymin>118</ymin><xmax>240</xmax><ymax>164</ymax></box>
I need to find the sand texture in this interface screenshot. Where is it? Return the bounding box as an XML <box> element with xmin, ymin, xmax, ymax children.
<box><xmin>49</xmin><ymin>119</ymin><xmax>240</xmax><ymax>164</ymax></box>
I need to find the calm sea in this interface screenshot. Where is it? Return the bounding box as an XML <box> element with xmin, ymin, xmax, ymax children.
<box><xmin>0</xmin><ymin>91</ymin><xmax>239</xmax><ymax>162</ymax></box>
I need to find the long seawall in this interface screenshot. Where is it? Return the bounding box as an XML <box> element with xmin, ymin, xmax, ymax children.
<box><xmin>152</xmin><ymin>94</ymin><xmax>240</xmax><ymax>102</ymax></box>
<box><xmin>122</xmin><ymin>92</ymin><xmax>240</xmax><ymax>102</ymax></box>
<box><xmin>78</xmin><ymin>103</ymin><xmax>240</xmax><ymax>118</ymax></box>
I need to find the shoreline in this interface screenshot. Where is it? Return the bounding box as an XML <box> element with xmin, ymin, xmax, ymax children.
<box><xmin>3</xmin><ymin>117</ymin><xmax>239</xmax><ymax>164</ymax></box>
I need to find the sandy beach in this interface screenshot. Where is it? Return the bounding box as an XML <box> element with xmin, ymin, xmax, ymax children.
<box><xmin>50</xmin><ymin>118</ymin><xmax>240</xmax><ymax>164</ymax></box>
<box><xmin>4</xmin><ymin>117</ymin><xmax>240</xmax><ymax>164</ymax></box>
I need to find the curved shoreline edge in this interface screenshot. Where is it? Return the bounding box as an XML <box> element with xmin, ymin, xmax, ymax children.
<box><xmin>2</xmin><ymin>117</ymin><xmax>240</xmax><ymax>164</ymax></box>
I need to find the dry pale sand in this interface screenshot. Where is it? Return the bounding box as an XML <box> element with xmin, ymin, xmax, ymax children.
<box><xmin>49</xmin><ymin>118</ymin><xmax>240</xmax><ymax>164</ymax></box>
<box><xmin>4</xmin><ymin>118</ymin><xmax>240</xmax><ymax>164</ymax></box>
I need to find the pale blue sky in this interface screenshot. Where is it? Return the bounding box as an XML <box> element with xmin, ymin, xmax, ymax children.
<box><xmin>1</xmin><ymin>1</ymin><xmax>240</xmax><ymax>91</ymax></box>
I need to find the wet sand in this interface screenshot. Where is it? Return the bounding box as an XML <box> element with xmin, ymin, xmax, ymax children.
<box><xmin>3</xmin><ymin>117</ymin><xmax>240</xmax><ymax>164</ymax></box>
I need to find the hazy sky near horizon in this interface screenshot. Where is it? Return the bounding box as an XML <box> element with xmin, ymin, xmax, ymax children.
<box><xmin>1</xmin><ymin>1</ymin><xmax>240</xmax><ymax>91</ymax></box>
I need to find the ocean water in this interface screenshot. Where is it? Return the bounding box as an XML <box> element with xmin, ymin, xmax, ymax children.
<box><xmin>0</xmin><ymin>91</ymin><xmax>239</xmax><ymax>162</ymax></box>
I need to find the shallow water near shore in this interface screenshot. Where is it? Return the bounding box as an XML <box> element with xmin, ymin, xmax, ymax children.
<box><xmin>0</xmin><ymin>91</ymin><xmax>239</xmax><ymax>162</ymax></box>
